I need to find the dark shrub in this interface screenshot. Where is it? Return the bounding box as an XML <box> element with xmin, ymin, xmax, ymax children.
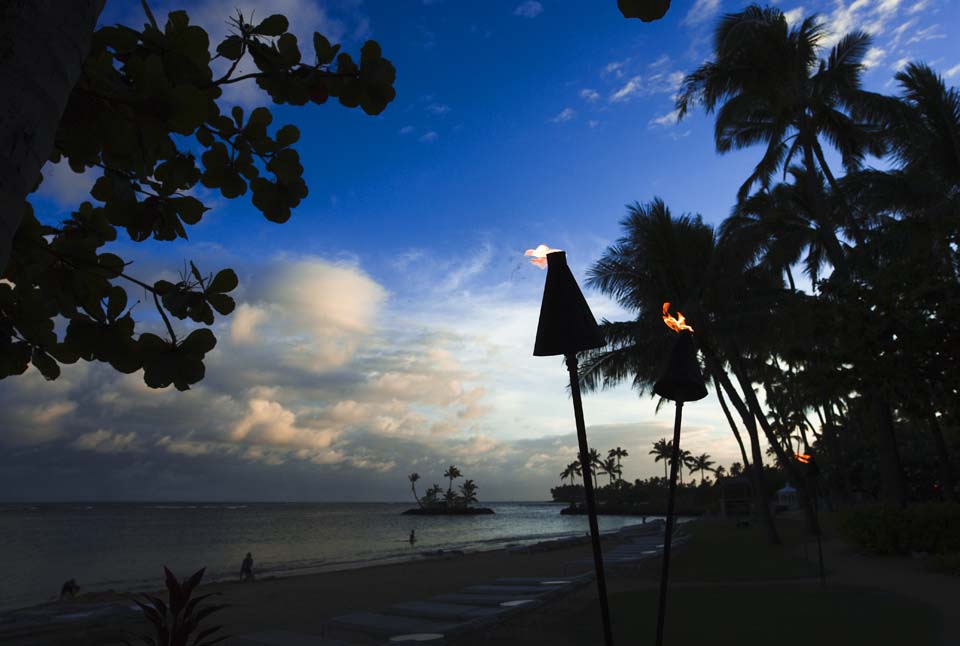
<box><xmin>839</xmin><ymin>503</ymin><xmax>960</xmax><ymax>556</ymax></box>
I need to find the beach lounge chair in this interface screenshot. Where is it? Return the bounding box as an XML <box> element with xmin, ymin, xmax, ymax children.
<box><xmin>382</xmin><ymin>601</ymin><xmax>508</xmax><ymax>623</ymax></box>
<box><xmin>229</xmin><ymin>629</ymin><xmax>348</xmax><ymax>645</ymax></box>
<box><xmin>429</xmin><ymin>593</ymin><xmax>543</xmax><ymax>608</ymax></box>
<box><xmin>322</xmin><ymin>611</ymin><xmax>476</xmax><ymax>643</ymax></box>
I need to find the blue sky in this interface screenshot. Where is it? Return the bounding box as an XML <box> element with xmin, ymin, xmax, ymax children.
<box><xmin>3</xmin><ymin>0</ymin><xmax>958</xmax><ymax>501</ymax></box>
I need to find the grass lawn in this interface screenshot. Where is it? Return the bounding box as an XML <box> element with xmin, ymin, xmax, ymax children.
<box><xmin>574</xmin><ymin>585</ymin><xmax>943</xmax><ymax>645</ymax></box>
<box><xmin>631</xmin><ymin>517</ymin><xmax>822</xmax><ymax>581</ymax></box>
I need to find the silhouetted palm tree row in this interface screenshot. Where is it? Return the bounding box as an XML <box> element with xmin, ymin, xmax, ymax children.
<box><xmin>408</xmin><ymin>466</ymin><xmax>479</xmax><ymax>508</ymax></box>
<box><xmin>579</xmin><ymin>5</ymin><xmax>960</xmax><ymax>544</ymax></box>
<box><xmin>648</xmin><ymin>439</ymin><xmax>716</xmax><ymax>485</ymax></box>
<box><xmin>559</xmin><ymin>447</ymin><xmax>631</xmax><ymax>487</ymax></box>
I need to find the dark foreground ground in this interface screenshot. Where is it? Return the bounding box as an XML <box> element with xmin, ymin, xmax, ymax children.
<box><xmin>2</xmin><ymin>515</ymin><xmax>955</xmax><ymax>645</ymax></box>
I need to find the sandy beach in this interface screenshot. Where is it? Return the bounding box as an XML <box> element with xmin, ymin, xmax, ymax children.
<box><xmin>1</xmin><ymin>535</ymin><xmax>620</xmax><ymax>645</ymax></box>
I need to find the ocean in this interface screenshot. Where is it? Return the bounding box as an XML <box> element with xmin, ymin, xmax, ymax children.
<box><xmin>0</xmin><ymin>502</ymin><xmax>653</xmax><ymax>611</ymax></box>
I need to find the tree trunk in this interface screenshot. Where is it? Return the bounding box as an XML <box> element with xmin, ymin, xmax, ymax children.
<box><xmin>710</xmin><ymin>362</ymin><xmax>781</xmax><ymax>545</ymax></box>
<box><xmin>0</xmin><ymin>0</ymin><xmax>105</xmax><ymax>274</ymax></box>
<box><xmin>924</xmin><ymin>397</ymin><xmax>957</xmax><ymax>503</ymax></box>
<box><xmin>715</xmin><ymin>375</ymin><xmax>752</xmax><ymax>471</ymax></box>
<box><xmin>729</xmin><ymin>360</ymin><xmax>820</xmax><ymax>536</ymax></box>
<box><xmin>867</xmin><ymin>390</ymin><xmax>907</xmax><ymax>505</ymax></box>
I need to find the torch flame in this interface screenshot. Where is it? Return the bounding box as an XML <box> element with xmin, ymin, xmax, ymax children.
<box><xmin>525</xmin><ymin>244</ymin><xmax>562</xmax><ymax>269</ymax></box>
<box><xmin>795</xmin><ymin>453</ymin><xmax>812</xmax><ymax>464</ymax></box>
<box><xmin>662</xmin><ymin>302</ymin><xmax>694</xmax><ymax>333</ymax></box>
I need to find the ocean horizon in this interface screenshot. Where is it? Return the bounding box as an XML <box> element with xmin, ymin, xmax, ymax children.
<box><xmin>1</xmin><ymin>501</ymin><xmax>654</xmax><ymax>612</ymax></box>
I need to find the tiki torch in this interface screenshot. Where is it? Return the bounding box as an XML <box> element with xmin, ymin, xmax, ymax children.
<box><xmin>529</xmin><ymin>245</ymin><xmax>614</xmax><ymax>646</ymax></box>
<box><xmin>653</xmin><ymin>303</ymin><xmax>708</xmax><ymax>646</ymax></box>
<box><xmin>795</xmin><ymin>452</ymin><xmax>826</xmax><ymax>587</ymax></box>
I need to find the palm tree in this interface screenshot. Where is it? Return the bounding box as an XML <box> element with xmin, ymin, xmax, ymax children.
<box><xmin>459</xmin><ymin>479</ymin><xmax>478</xmax><ymax>507</ymax></box>
<box><xmin>608</xmin><ymin>447</ymin><xmax>629</xmax><ymax>480</ymax></box>
<box><xmin>423</xmin><ymin>484</ymin><xmax>443</xmax><ymax>507</ymax></box>
<box><xmin>730</xmin><ymin>462</ymin><xmax>743</xmax><ymax>477</ymax></box>
<box><xmin>601</xmin><ymin>456</ymin><xmax>620</xmax><ymax>486</ymax></box>
<box><xmin>676</xmin><ymin>5</ymin><xmax>884</xmax><ymax>201</ymax></box>
<box><xmin>563</xmin><ymin>460</ymin><xmax>582</xmax><ymax>486</ymax></box>
<box><xmin>690</xmin><ymin>453</ymin><xmax>716</xmax><ymax>485</ymax></box>
<box><xmin>443</xmin><ymin>465</ymin><xmax>462</xmax><ymax>501</ymax></box>
<box><xmin>581</xmin><ymin>198</ymin><xmax>784</xmax><ymax>544</ymax></box>
<box><xmin>715</xmin><ymin>465</ymin><xmax>727</xmax><ymax>480</ymax></box>
<box><xmin>408</xmin><ymin>472</ymin><xmax>422</xmax><ymax>508</ymax></box>
<box><xmin>584</xmin><ymin>448</ymin><xmax>603</xmax><ymax>480</ymax></box>
<box><xmin>678</xmin><ymin>449</ymin><xmax>695</xmax><ymax>486</ymax></box>
<box><xmin>649</xmin><ymin>438</ymin><xmax>672</xmax><ymax>482</ymax></box>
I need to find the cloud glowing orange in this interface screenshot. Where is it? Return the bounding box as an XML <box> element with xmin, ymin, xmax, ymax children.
<box><xmin>662</xmin><ymin>302</ymin><xmax>694</xmax><ymax>333</ymax></box>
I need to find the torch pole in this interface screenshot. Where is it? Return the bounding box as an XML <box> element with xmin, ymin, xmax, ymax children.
<box><xmin>566</xmin><ymin>354</ymin><xmax>614</xmax><ymax>646</ymax></box>
<box><xmin>655</xmin><ymin>401</ymin><xmax>684</xmax><ymax>646</ymax></box>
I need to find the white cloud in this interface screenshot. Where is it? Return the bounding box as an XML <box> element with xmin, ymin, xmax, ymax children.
<box><xmin>649</xmin><ymin>108</ymin><xmax>681</xmax><ymax>128</ymax></box>
<box><xmin>579</xmin><ymin>88</ymin><xmax>600</xmax><ymax>102</ymax></box>
<box><xmin>587</xmin><ymin>120</ymin><xmax>600</xmax><ymax>129</ymax></box>
<box><xmin>863</xmin><ymin>46</ymin><xmax>886</xmax><ymax>69</ymax></box>
<box><xmin>602</xmin><ymin>60</ymin><xmax>629</xmax><ymax>78</ymax></box>
<box><xmin>946</xmin><ymin>63</ymin><xmax>960</xmax><ymax>78</ymax></box>
<box><xmin>821</xmin><ymin>0</ymin><xmax>906</xmax><ymax>48</ymax></box>
<box><xmin>36</xmin><ymin>160</ymin><xmax>100</xmax><ymax>208</ymax></box>
<box><xmin>892</xmin><ymin>56</ymin><xmax>911</xmax><ymax>71</ymax></box>
<box><xmin>682</xmin><ymin>0</ymin><xmax>721</xmax><ymax>27</ymax></box>
<box><xmin>398</xmin><ymin>125</ymin><xmax>415</xmax><ymax>135</ymax></box>
<box><xmin>236</xmin><ymin>258</ymin><xmax>386</xmax><ymax>372</ymax></box>
<box><xmin>549</xmin><ymin>107</ymin><xmax>576</xmax><ymax>123</ymax></box>
<box><xmin>610</xmin><ymin>76</ymin><xmax>643</xmax><ymax>102</ymax></box>
<box><xmin>609</xmin><ymin>70</ymin><xmax>683</xmax><ymax>103</ymax></box>
<box><xmin>513</xmin><ymin>1</ymin><xmax>543</xmax><ymax>18</ymax></box>
<box><xmin>73</xmin><ymin>430</ymin><xmax>139</xmax><ymax>453</ymax></box>
<box><xmin>426</xmin><ymin>103</ymin><xmax>450</xmax><ymax>116</ymax></box>
<box><xmin>230</xmin><ymin>303</ymin><xmax>268</xmax><ymax>344</ymax></box>
<box><xmin>906</xmin><ymin>24</ymin><xmax>945</xmax><ymax>45</ymax></box>
<box><xmin>908</xmin><ymin>0</ymin><xmax>930</xmax><ymax>13</ymax></box>
<box><xmin>419</xmin><ymin>131</ymin><xmax>439</xmax><ymax>143</ymax></box>
<box><xmin>784</xmin><ymin>6</ymin><xmax>805</xmax><ymax>26</ymax></box>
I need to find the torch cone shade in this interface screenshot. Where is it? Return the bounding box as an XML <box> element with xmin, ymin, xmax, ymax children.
<box><xmin>653</xmin><ymin>331</ymin><xmax>708</xmax><ymax>402</ymax></box>
<box><xmin>533</xmin><ymin>251</ymin><xmax>604</xmax><ymax>356</ymax></box>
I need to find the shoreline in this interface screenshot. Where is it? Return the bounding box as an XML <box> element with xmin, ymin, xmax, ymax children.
<box><xmin>0</xmin><ymin>527</ymin><xmax>654</xmax><ymax>645</ymax></box>
<box><xmin>0</xmin><ymin>521</ymin><xmax>652</xmax><ymax>616</ymax></box>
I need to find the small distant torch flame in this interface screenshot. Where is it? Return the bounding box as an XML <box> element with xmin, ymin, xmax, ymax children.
<box><xmin>795</xmin><ymin>453</ymin><xmax>812</xmax><ymax>464</ymax></box>
<box><xmin>662</xmin><ymin>302</ymin><xmax>694</xmax><ymax>333</ymax></box>
<box><xmin>525</xmin><ymin>244</ymin><xmax>562</xmax><ymax>269</ymax></box>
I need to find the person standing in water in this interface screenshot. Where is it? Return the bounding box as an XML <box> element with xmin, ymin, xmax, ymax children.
<box><xmin>240</xmin><ymin>552</ymin><xmax>255</xmax><ymax>582</ymax></box>
<box><xmin>409</xmin><ymin>530</ymin><xmax>417</xmax><ymax>545</ymax></box>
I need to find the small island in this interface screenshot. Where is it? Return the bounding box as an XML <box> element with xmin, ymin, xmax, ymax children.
<box><xmin>402</xmin><ymin>465</ymin><xmax>494</xmax><ymax>515</ymax></box>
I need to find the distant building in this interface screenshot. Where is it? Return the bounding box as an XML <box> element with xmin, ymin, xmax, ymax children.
<box><xmin>776</xmin><ymin>483</ymin><xmax>800</xmax><ymax>511</ymax></box>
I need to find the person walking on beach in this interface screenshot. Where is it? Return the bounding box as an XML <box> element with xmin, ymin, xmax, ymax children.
<box><xmin>240</xmin><ymin>552</ymin><xmax>255</xmax><ymax>582</ymax></box>
<box><xmin>59</xmin><ymin>579</ymin><xmax>79</xmax><ymax>600</ymax></box>
<box><xmin>409</xmin><ymin>529</ymin><xmax>417</xmax><ymax>545</ymax></box>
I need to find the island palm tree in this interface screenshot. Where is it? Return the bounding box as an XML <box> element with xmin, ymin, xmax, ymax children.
<box><xmin>580</xmin><ymin>448</ymin><xmax>603</xmax><ymax>481</ymax></box>
<box><xmin>678</xmin><ymin>448</ymin><xmax>695</xmax><ymax>486</ymax></box>
<box><xmin>608</xmin><ymin>447</ymin><xmax>629</xmax><ymax>480</ymax></box>
<box><xmin>714</xmin><ymin>465</ymin><xmax>727</xmax><ymax>480</ymax></box>
<box><xmin>443</xmin><ymin>465</ymin><xmax>462</xmax><ymax>502</ymax></box>
<box><xmin>601</xmin><ymin>456</ymin><xmax>620</xmax><ymax>486</ymax></box>
<box><xmin>649</xmin><ymin>438</ymin><xmax>672</xmax><ymax>482</ymax></box>
<box><xmin>408</xmin><ymin>472</ymin><xmax>422</xmax><ymax>508</ymax></box>
<box><xmin>690</xmin><ymin>453</ymin><xmax>716</xmax><ymax>485</ymax></box>
<box><xmin>560</xmin><ymin>461</ymin><xmax>580</xmax><ymax>487</ymax></box>
<box><xmin>459</xmin><ymin>479</ymin><xmax>478</xmax><ymax>507</ymax></box>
